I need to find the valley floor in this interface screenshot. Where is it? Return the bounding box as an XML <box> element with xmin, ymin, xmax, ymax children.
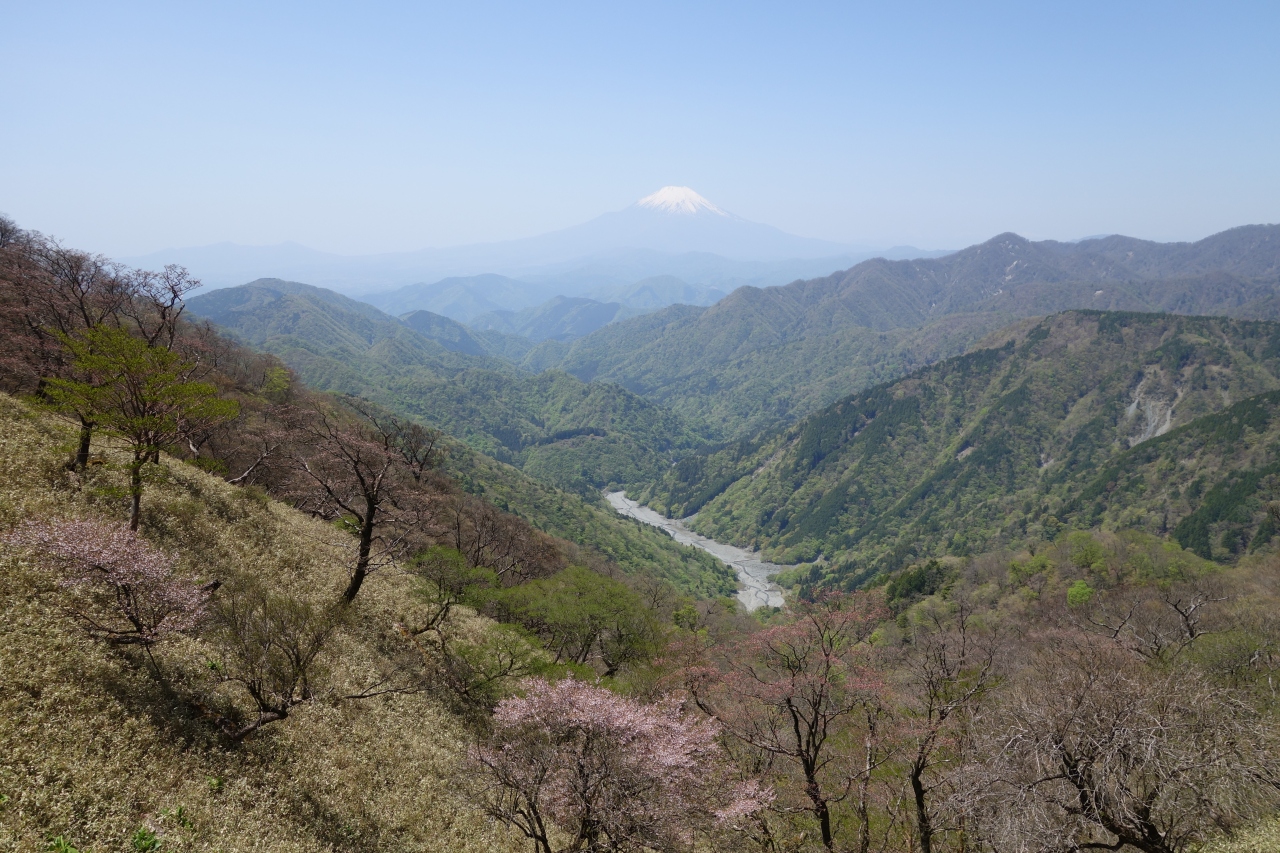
<box><xmin>605</xmin><ymin>491</ymin><xmax>786</xmax><ymax>609</ymax></box>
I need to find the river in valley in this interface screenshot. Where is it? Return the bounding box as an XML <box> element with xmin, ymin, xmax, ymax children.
<box><xmin>605</xmin><ymin>491</ymin><xmax>787</xmax><ymax>610</ymax></box>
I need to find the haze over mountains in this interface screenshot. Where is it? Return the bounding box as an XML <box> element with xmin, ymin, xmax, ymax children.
<box><xmin>127</xmin><ymin>188</ymin><xmax>942</xmax><ymax>326</ymax></box>
<box><xmin>179</xmin><ymin>191</ymin><xmax>1280</xmax><ymax>591</ymax></box>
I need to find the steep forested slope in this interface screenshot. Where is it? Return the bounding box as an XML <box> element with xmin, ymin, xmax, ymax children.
<box><xmin>540</xmin><ymin>226</ymin><xmax>1280</xmax><ymax>439</ymax></box>
<box><xmin>189</xmin><ymin>279</ymin><xmax>713</xmax><ymax>497</ymax></box>
<box><xmin>657</xmin><ymin>311</ymin><xmax>1280</xmax><ymax>586</ymax></box>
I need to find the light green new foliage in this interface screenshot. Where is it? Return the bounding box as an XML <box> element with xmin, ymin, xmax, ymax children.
<box><xmin>0</xmin><ymin>393</ymin><xmax>526</xmax><ymax>853</ymax></box>
<box><xmin>42</xmin><ymin>326</ymin><xmax>240</xmax><ymax>529</ymax></box>
<box><xmin>1066</xmin><ymin>579</ymin><xmax>1096</xmax><ymax>607</ymax></box>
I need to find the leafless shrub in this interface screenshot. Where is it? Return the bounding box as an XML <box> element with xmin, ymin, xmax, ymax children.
<box><xmin>891</xmin><ymin>599</ymin><xmax>999</xmax><ymax>853</ymax></box>
<box><xmin>203</xmin><ymin>581</ymin><xmax>345</xmax><ymax>741</ymax></box>
<box><xmin>441</xmin><ymin>492</ymin><xmax>565</xmax><ymax>584</ymax></box>
<box><xmin>1082</xmin><ymin>576</ymin><xmax>1228</xmax><ymax>662</ymax></box>
<box><xmin>969</xmin><ymin>632</ymin><xmax>1280</xmax><ymax>853</ymax></box>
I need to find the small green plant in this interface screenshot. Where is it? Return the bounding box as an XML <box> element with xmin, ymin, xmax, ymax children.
<box><xmin>0</xmin><ymin>792</ymin><xmax>9</xmax><ymax>807</ymax></box>
<box><xmin>130</xmin><ymin>826</ymin><xmax>162</xmax><ymax>852</ymax></box>
<box><xmin>206</xmin><ymin>775</ymin><xmax>224</xmax><ymax>793</ymax></box>
<box><xmin>1067</xmin><ymin>579</ymin><xmax>1096</xmax><ymax>608</ymax></box>
<box><xmin>46</xmin><ymin>837</ymin><xmax>80</xmax><ymax>853</ymax></box>
<box><xmin>161</xmin><ymin>805</ymin><xmax>194</xmax><ymax>830</ymax></box>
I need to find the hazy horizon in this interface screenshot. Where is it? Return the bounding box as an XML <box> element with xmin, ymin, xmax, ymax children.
<box><xmin>3</xmin><ymin>2</ymin><xmax>1278</xmax><ymax>258</ymax></box>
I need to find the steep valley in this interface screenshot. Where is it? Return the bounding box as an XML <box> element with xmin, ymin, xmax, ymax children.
<box><xmin>655</xmin><ymin>311</ymin><xmax>1280</xmax><ymax>589</ymax></box>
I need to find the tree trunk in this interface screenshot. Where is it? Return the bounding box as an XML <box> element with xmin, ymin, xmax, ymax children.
<box><xmin>858</xmin><ymin>722</ymin><xmax>875</xmax><ymax>853</ymax></box>
<box><xmin>342</xmin><ymin>497</ymin><xmax>377</xmax><ymax>604</ymax></box>
<box><xmin>128</xmin><ymin>453</ymin><xmax>144</xmax><ymax>531</ymax></box>
<box><xmin>228</xmin><ymin>709</ymin><xmax>289</xmax><ymax>742</ymax></box>
<box><xmin>73</xmin><ymin>418</ymin><xmax>93</xmax><ymax>470</ymax></box>
<box><xmin>815</xmin><ymin>795</ymin><xmax>834</xmax><ymax>851</ymax></box>
<box><xmin>802</xmin><ymin>774</ymin><xmax>834</xmax><ymax>850</ymax></box>
<box><xmin>911</xmin><ymin>760</ymin><xmax>932</xmax><ymax>853</ymax></box>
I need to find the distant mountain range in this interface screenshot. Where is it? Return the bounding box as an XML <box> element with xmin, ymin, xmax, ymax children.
<box><xmin>124</xmin><ymin>188</ymin><xmax>943</xmax><ymax>322</ymax></box>
<box><xmin>186</xmin><ymin>278</ymin><xmax>714</xmax><ymax>499</ymax></box>
<box><xmin>530</xmin><ymin>224</ymin><xmax>1280</xmax><ymax>438</ymax></box>
<box><xmin>458</xmin><ymin>277</ymin><xmax>734</xmax><ymax>343</ymax></box>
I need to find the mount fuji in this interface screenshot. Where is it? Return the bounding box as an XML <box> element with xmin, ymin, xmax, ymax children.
<box><xmin>127</xmin><ymin>188</ymin><xmax>893</xmax><ymax>294</ymax></box>
<box><xmin>493</xmin><ymin>186</ymin><xmax>854</xmax><ymax>262</ymax></box>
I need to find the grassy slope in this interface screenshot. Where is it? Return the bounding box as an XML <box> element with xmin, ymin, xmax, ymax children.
<box><xmin>672</xmin><ymin>312</ymin><xmax>1280</xmax><ymax>584</ymax></box>
<box><xmin>3</xmin><ymin>399</ymin><xmax>1277</xmax><ymax>852</ymax></box>
<box><xmin>0</xmin><ymin>394</ymin><xmax>525</xmax><ymax>852</ymax></box>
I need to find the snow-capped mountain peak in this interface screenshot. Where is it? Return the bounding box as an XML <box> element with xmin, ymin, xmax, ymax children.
<box><xmin>635</xmin><ymin>186</ymin><xmax>727</xmax><ymax>216</ymax></box>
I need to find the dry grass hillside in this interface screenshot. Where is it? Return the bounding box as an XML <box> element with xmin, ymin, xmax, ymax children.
<box><xmin>0</xmin><ymin>392</ymin><xmax>526</xmax><ymax>853</ymax></box>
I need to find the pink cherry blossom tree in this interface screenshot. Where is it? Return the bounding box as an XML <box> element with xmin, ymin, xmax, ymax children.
<box><xmin>470</xmin><ymin>677</ymin><xmax>769</xmax><ymax>853</ymax></box>
<box><xmin>6</xmin><ymin>518</ymin><xmax>210</xmax><ymax>646</ymax></box>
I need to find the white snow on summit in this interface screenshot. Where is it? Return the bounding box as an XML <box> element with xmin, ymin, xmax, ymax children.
<box><xmin>635</xmin><ymin>186</ymin><xmax>727</xmax><ymax>216</ymax></box>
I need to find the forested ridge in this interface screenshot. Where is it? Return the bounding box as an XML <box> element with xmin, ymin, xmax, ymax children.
<box><xmin>657</xmin><ymin>311</ymin><xmax>1280</xmax><ymax>586</ymax></box>
<box><xmin>532</xmin><ymin>225</ymin><xmax>1280</xmax><ymax>439</ymax></box>
<box><xmin>188</xmin><ymin>279</ymin><xmax>715</xmax><ymax>499</ymax></box>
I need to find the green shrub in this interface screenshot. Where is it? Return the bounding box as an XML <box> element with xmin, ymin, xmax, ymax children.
<box><xmin>1067</xmin><ymin>580</ymin><xmax>1096</xmax><ymax>607</ymax></box>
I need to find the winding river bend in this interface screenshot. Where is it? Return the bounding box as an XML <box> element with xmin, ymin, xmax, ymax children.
<box><xmin>605</xmin><ymin>492</ymin><xmax>787</xmax><ymax>611</ymax></box>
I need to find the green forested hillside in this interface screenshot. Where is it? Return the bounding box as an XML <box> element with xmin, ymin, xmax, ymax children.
<box><xmin>398</xmin><ymin>308</ymin><xmax>495</xmax><ymax>356</ymax></box>
<box><xmin>442</xmin><ymin>433</ymin><xmax>734</xmax><ymax>597</ymax></box>
<box><xmin>658</xmin><ymin>311</ymin><xmax>1280</xmax><ymax>588</ymax></box>
<box><xmin>188</xmin><ymin>279</ymin><xmax>714</xmax><ymax>497</ymax></box>
<box><xmin>471</xmin><ymin>295</ymin><xmax>627</xmax><ymax>342</ymax></box>
<box><xmin>186</xmin><ymin>279</ymin><xmax>733</xmax><ymax>596</ymax></box>
<box><xmin>549</xmin><ymin>307</ymin><xmax>1003</xmax><ymax>439</ymax></box>
<box><xmin>536</xmin><ymin>226</ymin><xmax>1280</xmax><ymax>439</ymax></box>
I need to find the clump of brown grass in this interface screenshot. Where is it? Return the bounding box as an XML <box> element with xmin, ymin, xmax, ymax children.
<box><xmin>0</xmin><ymin>393</ymin><xmax>523</xmax><ymax>852</ymax></box>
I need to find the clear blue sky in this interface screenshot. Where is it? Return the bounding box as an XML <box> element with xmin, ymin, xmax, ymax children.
<box><xmin>2</xmin><ymin>1</ymin><xmax>1277</xmax><ymax>256</ymax></box>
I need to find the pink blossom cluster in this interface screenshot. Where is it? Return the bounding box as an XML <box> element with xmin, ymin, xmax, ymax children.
<box><xmin>6</xmin><ymin>518</ymin><xmax>209</xmax><ymax>644</ymax></box>
<box><xmin>474</xmin><ymin>677</ymin><xmax>769</xmax><ymax>852</ymax></box>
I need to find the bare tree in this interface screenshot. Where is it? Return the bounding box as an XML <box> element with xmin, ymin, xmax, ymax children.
<box><xmin>441</xmin><ymin>492</ymin><xmax>565</xmax><ymax>584</ymax></box>
<box><xmin>1082</xmin><ymin>578</ymin><xmax>1228</xmax><ymax>662</ymax></box>
<box><xmin>284</xmin><ymin>398</ymin><xmax>441</xmax><ymax>604</ymax></box>
<box><xmin>894</xmin><ymin>600</ymin><xmax>998</xmax><ymax>853</ymax></box>
<box><xmin>973</xmin><ymin>632</ymin><xmax>1280</xmax><ymax>853</ymax></box>
<box><xmin>120</xmin><ymin>264</ymin><xmax>199</xmax><ymax>350</ymax></box>
<box><xmin>693</xmin><ymin>592</ymin><xmax>888</xmax><ymax>852</ymax></box>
